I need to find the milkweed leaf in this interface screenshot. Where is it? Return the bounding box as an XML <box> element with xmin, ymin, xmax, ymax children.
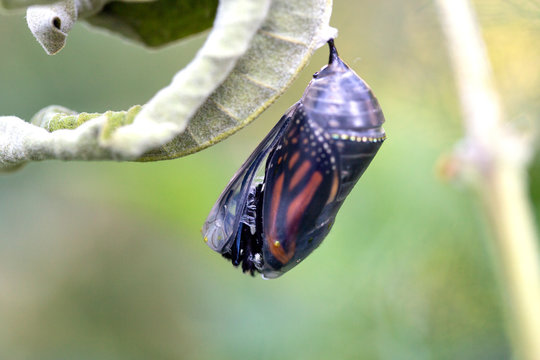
<box><xmin>0</xmin><ymin>0</ymin><xmax>335</xmax><ymax>171</ymax></box>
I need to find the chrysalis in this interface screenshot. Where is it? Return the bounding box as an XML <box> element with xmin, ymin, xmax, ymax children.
<box><xmin>202</xmin><ymin>40</ymin><xmax>386</xmax><ymax>278</ymax></box>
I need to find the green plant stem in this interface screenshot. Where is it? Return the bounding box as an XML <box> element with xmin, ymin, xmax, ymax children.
<box><xmin>435</xmin><ymin>0</ymin><xmax>540</xmax><ymax>359</ymax></box>
<box><xmin>480</xmin><ymin>164</ymin><xmax>540</xmax><ymax>360</ymax></box>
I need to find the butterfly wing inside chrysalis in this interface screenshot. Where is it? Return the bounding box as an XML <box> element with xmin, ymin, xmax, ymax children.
<box><xmin>260</xmin><ymin>104</ymin><xmax>340</xmax><ymax>277</ymax></box>
<box><xmin>202</xmin><ymin>103</ymin><xmax>298</xmax><ymax>258</ymax></box>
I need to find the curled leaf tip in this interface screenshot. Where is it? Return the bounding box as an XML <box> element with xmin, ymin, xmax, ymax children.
<box><xmin>26</xmin><ymin>0</ymin><xmax>76</xmax><ymax>54</ymax></box>
<box><xmin>26</xmin><ymin>0</ymin><xmax>113</xmax><ymax>54</ymax></box>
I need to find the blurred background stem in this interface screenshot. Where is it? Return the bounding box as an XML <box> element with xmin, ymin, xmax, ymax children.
<box><xmin>435</xmin><ymin>0</ymin><xmax>540</xmax><ymax>359</ymax></box>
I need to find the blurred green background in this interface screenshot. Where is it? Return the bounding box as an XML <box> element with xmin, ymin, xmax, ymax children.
<box><xmin>1</xmin><ymin>1</ymin><xmax>539</xmax><ymax>359</ymax></box>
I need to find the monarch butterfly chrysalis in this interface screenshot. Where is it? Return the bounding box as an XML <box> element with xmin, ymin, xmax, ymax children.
<box><xmin>202</xmin><ymin>39</ymin><xmax>386</xmax><ymax>278</ymax></box>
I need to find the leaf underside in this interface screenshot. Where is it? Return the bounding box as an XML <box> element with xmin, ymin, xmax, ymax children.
<box><xmin>140</xmin><ymin>0</ymin><xmax>334</xmax><ymax>161</ymax></box>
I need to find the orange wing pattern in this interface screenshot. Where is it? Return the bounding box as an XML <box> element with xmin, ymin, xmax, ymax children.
<box><xmin>262</xmin><ymin>104</ymin><xmax>339</xmax><ymax>266</ymax></box>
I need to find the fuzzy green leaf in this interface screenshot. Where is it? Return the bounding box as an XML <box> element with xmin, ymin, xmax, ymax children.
<box><xmin>0</xmin><ymin>0</ymin><xmax>335</xmax><ymax>171</ymax></box>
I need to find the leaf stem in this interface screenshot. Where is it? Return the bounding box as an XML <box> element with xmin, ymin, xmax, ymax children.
<box><xmin>435</xmin><ymin>1</ymin><xmax>540</xmax><ymax>359</ymax></box>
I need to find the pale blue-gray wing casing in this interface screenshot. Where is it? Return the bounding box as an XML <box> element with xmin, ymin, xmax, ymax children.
<box><xmin>202</xmin><ymin>103</ymin><xmax>298</xmax><ymax>253</ymax></box>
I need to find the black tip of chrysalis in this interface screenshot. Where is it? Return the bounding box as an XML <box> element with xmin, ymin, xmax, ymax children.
<box><xmin>328</xmin><ymin>39</ymin><xmax>339</xmax><ymax>64</ymax></box>
<box><xmin>312</xmin><ymin>39</ymin><xmax>349</xmax><ymax>79</ymax></box>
